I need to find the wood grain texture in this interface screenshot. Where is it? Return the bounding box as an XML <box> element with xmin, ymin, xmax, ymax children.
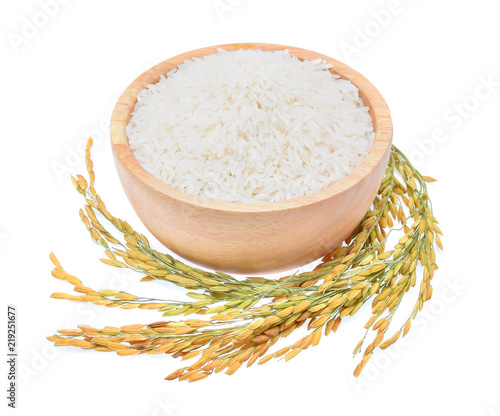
<box><xmin>110</xmin><ymin>43</ymin><xmax>393</xmax><ymax>274</ymax></box>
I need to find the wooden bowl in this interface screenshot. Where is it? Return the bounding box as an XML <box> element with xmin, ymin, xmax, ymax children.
<box><xmin>110</xmin><ymin>43</ymin><xmax>393</xmax><ymax>274</ymax></box>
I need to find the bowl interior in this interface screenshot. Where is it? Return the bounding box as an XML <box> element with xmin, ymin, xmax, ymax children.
<box><xmin>111</xmin><ymin>43</ymin><xmax>392</xmax><ymax>213</ymax></box>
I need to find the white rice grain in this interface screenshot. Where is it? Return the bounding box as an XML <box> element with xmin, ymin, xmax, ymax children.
<box><xmin>127</xmin><ymin>49</ymin><xmax>375</xmax><ymax>203</ymax></box>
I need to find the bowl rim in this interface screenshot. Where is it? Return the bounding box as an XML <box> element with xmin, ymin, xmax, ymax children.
<box><xmin>110</xmin><ymin>42</ymin><xmax>393</xmax><ymax>213</ymax></box>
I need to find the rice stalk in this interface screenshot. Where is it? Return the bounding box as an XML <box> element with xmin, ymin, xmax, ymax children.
<box><xmin>48</xmin><ymin>137</ymin><xmax>442</xmax><ymax>382</ymax></box>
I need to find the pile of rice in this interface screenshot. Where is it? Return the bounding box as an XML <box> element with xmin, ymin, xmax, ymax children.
<box><xmin>127</xmin><ymin>49</ymin><xmax>375</xmax><ymax>203</ymax></box>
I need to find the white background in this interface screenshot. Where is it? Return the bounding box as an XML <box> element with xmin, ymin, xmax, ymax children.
<box><xmin>1</xmin><ymin>0</ymin><xmax>499</xmax><ymax>415</ymax></box>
